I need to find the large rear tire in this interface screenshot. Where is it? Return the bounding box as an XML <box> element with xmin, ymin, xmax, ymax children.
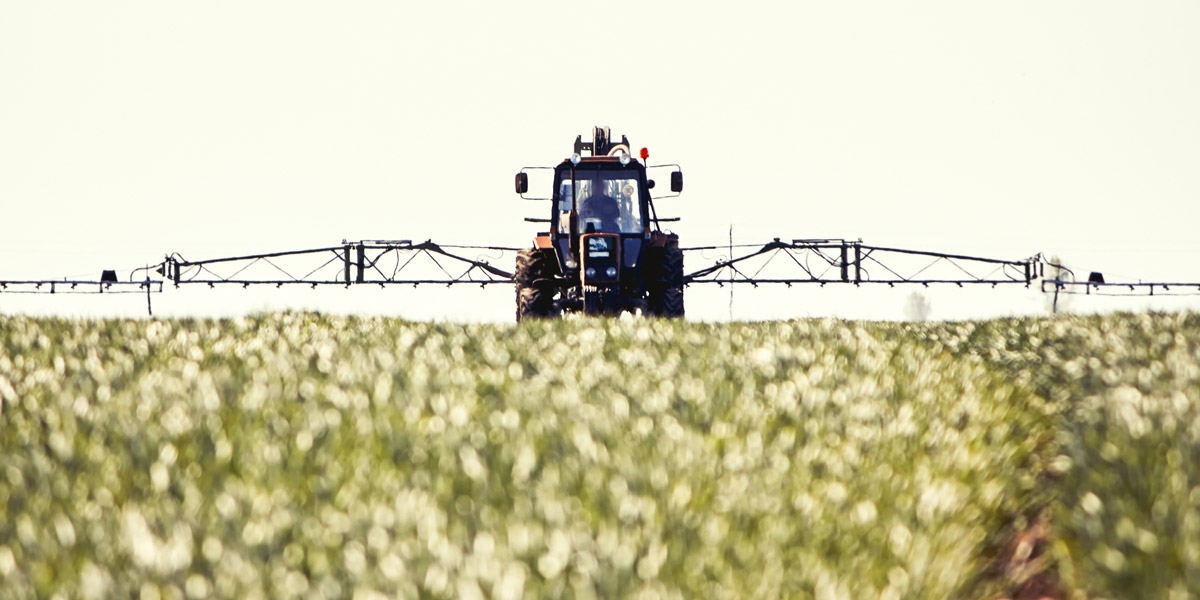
<box><xmin>646</xmin><ymin>245</ymin><xmax>685</xmax><ymax>318</ymax></box>
<box><xmin>660</xmin><ymin>245</ymin><xmax>685</xmax><ymax>318</ymax></box>
<box><xmin>515</xmin><ymin>249</ymin><xmax>554</xmax><ymax>321</ymax></box>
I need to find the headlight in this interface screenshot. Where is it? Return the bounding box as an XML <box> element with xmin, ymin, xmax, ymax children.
<box><xmin>570</xmin><ymin>153</ymin><xmax>582</xmax><ymax>165</ymax></box>
<box><xmin>566</xmin><ymin>259</ymin><xmax>578</xmax><ymax>269</ymax></box>
<box><xmin>606</xmin><ymin>266</ymin><xmax>618</xmax><ymax>278</ymax></box>
<box><xmin>585</xmin><ymin>267</ymin><xmax>596</xmax><ymax>279</ymax></box>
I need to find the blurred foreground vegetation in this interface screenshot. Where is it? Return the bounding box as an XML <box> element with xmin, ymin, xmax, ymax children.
<box><xmin>0</xmin><ymin>312</ymin><xmax>1197</xmax><ymax>598</ymax></box>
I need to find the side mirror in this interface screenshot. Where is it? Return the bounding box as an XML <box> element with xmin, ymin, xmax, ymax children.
<box><xmin>647</xmin><ymin>179</ymin><xmax>656</xmax><ymax>190</ymax></box>
<box><xmin>515</xmin><ymin>172</ymin><xmax>528</xmax><ymax>194</ymax></box>
<box><xmin>670</xmin><ymin>171</ymin><xmax>683</xmax><ymax>193</ymax></box>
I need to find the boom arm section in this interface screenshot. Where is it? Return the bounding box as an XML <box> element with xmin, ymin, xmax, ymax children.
<box><xmin>684</xmin><ymin>239</ymin><xmax>1041</xmax><ymax>287</ymax></box>
<box><xmin>161</xmin><ymin>240</ymin><xmax>516</xmax><ymax>288</ymax></box>
<box><xmin>0</xmin><ymin>279</ymin><xmax>162</xmax><ymax>294</ymax></box>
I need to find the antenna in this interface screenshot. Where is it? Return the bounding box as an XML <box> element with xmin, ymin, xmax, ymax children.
<box><xmin>729</xmin><ymin>225</ymin><xmax>734</xmax><ymax>321</ymax></box>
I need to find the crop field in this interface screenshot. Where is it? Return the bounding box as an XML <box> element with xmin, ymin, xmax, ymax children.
<box><xmin>1</xmin><ymin>312</ymin><xmax>1198</xmax><ymax>599</ymax></box>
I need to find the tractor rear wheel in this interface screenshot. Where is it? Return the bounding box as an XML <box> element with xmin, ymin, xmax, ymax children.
<box><xmin>646</xmin><ymin>245</ymin><xmax>685</xmax><ymax>318</ymax></box>
<box><xmin>515</xmin><ymin>249</ymin><xmax>554</xmax><ymax>321</ymax></box>
<box><xmin>660</xmin><ymin>245</ymin><xmax>685</xmax><ymax>318</ymax></box>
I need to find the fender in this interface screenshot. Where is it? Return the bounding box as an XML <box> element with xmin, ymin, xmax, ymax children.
<box><xmin>647</xmin><ymin>231</ymin><xmax>679</xmax><ymax>248</ymax></box>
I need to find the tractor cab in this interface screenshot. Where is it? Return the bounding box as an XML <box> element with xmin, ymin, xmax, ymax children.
<box><xmin>549</xmin><ymin>158</ymin><xmax>650</xmax><ymax>277</ymax></box>
<box><xmin>553</xmin><ymin>128</ymin><xmax>648</xmax><ymax>234</ymax></box>
<box><xmin>554</xmin><ymin>169</ymin><xmax>644</xmax><ymax>236</ymax></box>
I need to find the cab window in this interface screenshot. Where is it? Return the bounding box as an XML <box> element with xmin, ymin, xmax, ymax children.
<box><xmin>556</xmin><ymin>170</ymin><xmax>642</xmax><ymax>234</ymax></box>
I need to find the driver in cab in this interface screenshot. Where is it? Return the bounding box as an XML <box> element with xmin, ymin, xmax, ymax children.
<box><xmin>580</xmin><ymin>175</ymin><xmax>619</xmax><ymax>233</ymax></box>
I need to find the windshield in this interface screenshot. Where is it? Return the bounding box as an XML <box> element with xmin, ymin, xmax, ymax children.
<box><xmin>556</xmin><ymin>170</ymin><xmax>643</xmax><ymax>234</ymax></box>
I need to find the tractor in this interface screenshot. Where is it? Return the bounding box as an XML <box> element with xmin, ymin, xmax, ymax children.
<box><xmin>513</xmin><ymin>127</ymin><xmax>684</xmax><ymax>320</ymax></box>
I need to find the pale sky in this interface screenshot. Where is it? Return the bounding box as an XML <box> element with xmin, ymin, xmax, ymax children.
<box><xmin>2</xmin><ymin>1</ymin><xmax>1198</xmax><ymax>321</ymax></box>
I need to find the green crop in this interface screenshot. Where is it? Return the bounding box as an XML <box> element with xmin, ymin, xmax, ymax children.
<box><xmin>0</xmin><ymin>312</ymin><xmax>1197</xmax><ymax>599</ymax></box>
<box><xmin>951</xmin><ymin>313</ymin><xmax>1200</xmax><ymax>599</ymax></box>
